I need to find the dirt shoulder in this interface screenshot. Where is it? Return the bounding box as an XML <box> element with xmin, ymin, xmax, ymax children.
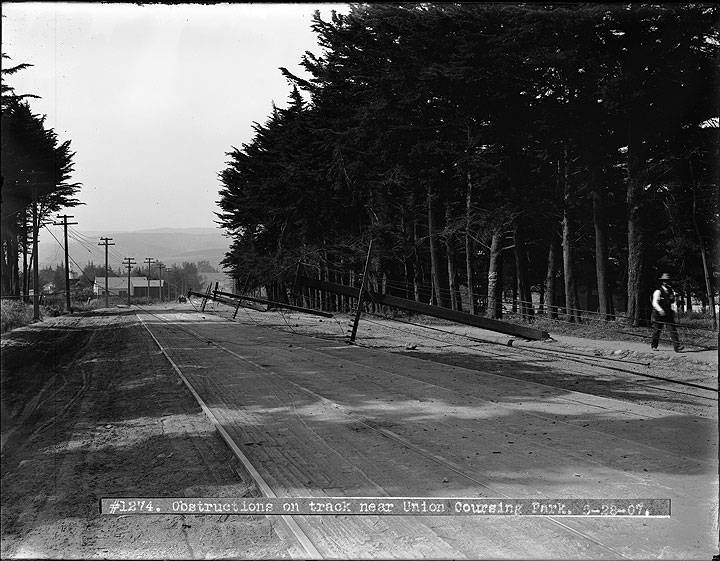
<box><xmin>1</xmin><ymin>308</ymin><xmax>290</xmax><ymax>559</ymax></box>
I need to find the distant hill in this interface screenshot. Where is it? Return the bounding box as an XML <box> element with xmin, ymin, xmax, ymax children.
<box><xmin>39</xmin><ymin>227</ymin><xmax>231</xmax><ymax>271</ymax></box>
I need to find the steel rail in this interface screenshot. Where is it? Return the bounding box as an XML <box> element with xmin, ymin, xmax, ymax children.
<box><xmin>155</xmin><ymin>320</ymin><xmax>636</xmax><ymax>560</ymax></box>
<box><xmin>136</xmin><ymin>310</ymin><xmax>322</xmax><ymax>560</ymax></box>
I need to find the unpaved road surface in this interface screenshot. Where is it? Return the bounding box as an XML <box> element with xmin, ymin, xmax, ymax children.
<box><xmin>141</xmin><ymin>302</ymin><xmax>718</xmax><ymax>559</ymax></box>
<box><xmin>1</xmin><ymin>309</ymin><xmax>291</xmax><ymax>559</ymax></box>
<box><xmin>2</xmin><ymin>303</ymin><xmax>718</xmax><ymax>559</ymax></box>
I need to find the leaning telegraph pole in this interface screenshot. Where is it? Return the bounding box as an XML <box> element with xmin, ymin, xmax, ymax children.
<box><xmin>53</xmin><ymin>214</ymin><xmax>78</xmax><ymax>313</ymax></box>
<box><xmin>122</xmin><ymin>257</ymin><xmax>136</xmax><ymax>306</ymax></box>
<box><xmin>349</xmin><ymin>240</ymin><xmax>374</xmax><ymax>342</ymax></box>
<box><xmin>98</xmin><ymin>237</ymin><xmax>115</xmax><ymax>308</ymax></box>
<box><xmin>144</xmin><ymin>257</ymin><xmax>155</xmax><ymax>303</ymax></box>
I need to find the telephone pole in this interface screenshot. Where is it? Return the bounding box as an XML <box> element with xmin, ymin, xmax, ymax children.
<box><xmin>98</xmin><ymin>237</ymin><xmax>115</xmax><ymax>308</ymax></box>
<box><xmin>144</xmin><ymin>257</ymin><xmax>155</xmax><ymax>303</ymax></box>
<box><xmin>157</xmin><ymin>263</ymin><xmax>166</xmax><ymax>302</ymax></box>
<box><xmin>122</xmin><ymin>257</ymin><xmax>136</xmax><ymax>306</ymax></box>
<box><xmin>32</xmin><ymin>203</ymin><xmax>40</xmax><ymax>320</ymax></box>
<box><xmin>53</xmin><ymin>214</ymin><xmax>78</xmax><ymax>313</ymax></box>
<box><xmin>165</xmin><ymin>267</ymin><xmax>174</xmax><ymax>301</ymax></box>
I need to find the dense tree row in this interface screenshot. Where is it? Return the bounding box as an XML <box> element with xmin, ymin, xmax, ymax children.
<box><xmin>217</xmin><ymin>4</ymin><xmax>719</xmax><ymax>325</ymax></box>
<box><xmin>1</xmin><ymin>54</ymin><xmax>81</xmax><ymax>296</ymax></box>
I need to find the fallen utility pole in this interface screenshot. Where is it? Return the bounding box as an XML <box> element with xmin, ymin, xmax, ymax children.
<box><xmin>122</xmin><ymin>257</ymin><xmax>136</xmax><ymax>306</ymax></box>
<box><xmin>98</xmin><ymin>237</ymin><xmax>115</xmax><ymax>308</ymax></box>
<box><xmin>200</xmin><ymin>284</ymin><xmax>212</xmax><ymax>312</ymax></box>
<box><xmin>53</xmin><ymin>214</ymin><xmax>78</xmax><ymax>313</ymax></box>
<box><xmin>189</xmin><ymin>289</ymin><xmax>334</xmax><ymax>318</ymax></box>
<box><xmin>296</xmin><ymin>276</ymin><xmax>549</xmax><ymax>340</ymax></box>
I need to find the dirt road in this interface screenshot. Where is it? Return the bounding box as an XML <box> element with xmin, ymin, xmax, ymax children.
<box><xmin>1</xmin><ymin>309</ymin><xmax>291</xmax><ymax>559</ymax></box>
<box><xmin>2</xmin><ymin>303</ymin><xmax>717</xmax><ymax>559</ymax></box>
<box><xmin>142</xmin><ymin>303</ymin><xmax>718</xmax><ymax>558</ymax></box>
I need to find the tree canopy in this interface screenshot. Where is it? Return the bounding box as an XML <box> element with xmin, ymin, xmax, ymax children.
<box><xmin>1</xmin><ymin>53</ymin><xmax>82</xmax><ymax>296</ymax></box>
<box><xmin>217</xmin><ymin>4</ymin><xmax>719</xmax><ymax>325</ymax></box>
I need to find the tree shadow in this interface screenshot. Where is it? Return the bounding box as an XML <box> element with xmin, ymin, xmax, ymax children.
<box><xmin>401</xmin><ymin>350</ymin><xmax>718</xmax><ymax>412</ymax></box>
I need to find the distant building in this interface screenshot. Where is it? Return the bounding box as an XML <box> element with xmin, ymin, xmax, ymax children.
<box><xmin>94</xmin><ymin>276</ymin><xmax>165</xmax><ymax>298</ymax></box>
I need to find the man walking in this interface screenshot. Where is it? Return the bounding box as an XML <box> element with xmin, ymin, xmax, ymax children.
<box><xmin>650</xmin><ymin>273</ymin><xmax>683</xmax><ymax>352</ymax></box>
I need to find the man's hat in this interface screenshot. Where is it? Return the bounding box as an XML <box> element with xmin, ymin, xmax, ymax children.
<box><xmin>659</xmin><ymin>273</ymin><xmax>672</xmax><ymax>281</ymax></box>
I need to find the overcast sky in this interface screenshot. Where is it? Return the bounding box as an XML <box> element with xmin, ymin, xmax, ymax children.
<box><xmin>3</xmin><ymin>3</ymin><xmax>349</xmax><ymax>236</ymax></box>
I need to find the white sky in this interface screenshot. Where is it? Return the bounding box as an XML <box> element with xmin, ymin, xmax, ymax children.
<box><xmin>3</xmin><ymin>2</ymin><xmax>349</xmax><ymax>233</ymax></box>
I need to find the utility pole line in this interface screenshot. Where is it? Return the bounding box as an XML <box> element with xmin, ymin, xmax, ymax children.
<box><xmin>157</xmin><ymin>263</ymin><xmax>166</xmax><ymax>303</ymax></box>
<box><xmin>98</xmin><ymin>237</ymin><xmax>115</xmax><ymax>308</ymax></box>
<box><xmin>144</xmin><ymin>257</ymin><xmax>155</xmax><ymax>303</ymax></box>
<box><xmin>32</xmin><ymin>202</ymin><xmax>40</xmax><ymax>321</ymax></box>
<box><xmin>53</xmin><ymin>214</ymin><xmax>78</xmax><ymax>313</ymax></box>
<box><xmin>122</xmin><ymin>257</ymin><xmax>136</xmax><ymax>306</ymax></box>
<box><xmin>165</xmin><ymin>267</ymin><xmax>174</xmax><ymax>301</ymax></box>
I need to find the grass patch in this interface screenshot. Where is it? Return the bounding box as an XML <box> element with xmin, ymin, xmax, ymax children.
<box><xmin>0</xmin><ymin>300</ymin><xmax>34</xmax><ymax>333</ymax></box>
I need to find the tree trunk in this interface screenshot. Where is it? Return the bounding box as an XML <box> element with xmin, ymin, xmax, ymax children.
<box><xmin>562</xmin><ymin>211</ymin><xmax>580</xmax><ymax>323</ymax></box>
<box><xmin>545</xmin><ymin>228</ymin><xmax>560</xmax><ymax>319</ymax></box>
<box><xmin>625</xmin><ymin>125</ymin><xmax>648</xmax><ymax>327</ymax></box>
<box><xmin>691</xmin><ymin>185</ymin><xmax>717</xmax><ymax>329</ymax></box>
<box><xmin>592</xmin><ymin>188</ymin><xmax>611</xmax><ymax>321</ymax></box>
<box><xmin>445</xmin><ymin>206</ymin><xmax>460</xmax><ymax>311</ymax></box>
<box><xmin>486</xmin><ymin>229</ymin><xmax>503</xmax><ymax>319</ymax></box>
<box><xmin>412</xmin><ymin>220</ymin><xmax>422</xmax><ymax>302</ymax></box>
<box><xmin>626</xmin><ymin>196</ymin><xmax>645</xmax><ymax>326</ymax></box>
<box><xmin>447</xmin><ymin>249</ymin><xmax>458</xmax><ymax>311</ymax></box>
<box><xmin>513</xmin><ymin>222</ymin><xmax>533</xmax><ymax>321</ymax></box>
<box><xmin>427</xmin><ymin>184</ymin><xmax>446</xmax><ymax>307</ymax></box>
<box><xmin>561</xmin><ymin>147</ymin><xmax>580</xmax><ymax>323</ymax></box>
<box><xmin>465</xmin><ymin>171</ymin><xmax>475</xmax><ymax>314</ymax></box>
<box><xmin>22</xmin><ymin>235</ymin><xmax>28</xmax><ymax>302</ymax></box>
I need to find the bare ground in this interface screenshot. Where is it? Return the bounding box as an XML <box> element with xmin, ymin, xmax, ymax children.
<box><xmin>1</xmin><ymin>301</ymin><xmax>717</xmax><ymax>558</ymax></box>
<box><xmin>0</xmin><ymin>309</ymin><xmax>291</xmax><ymax>559</ymax></box>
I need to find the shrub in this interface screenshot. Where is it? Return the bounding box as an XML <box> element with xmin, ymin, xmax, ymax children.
<box><xmin>0</xmin><ymin>300</ymin><xmax>34</xmax><ymax>333</ymax></box>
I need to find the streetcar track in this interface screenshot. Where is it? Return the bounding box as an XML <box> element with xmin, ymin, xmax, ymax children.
<box><xmin>149</xmin><ymin>319</ymin><xmax>638</xmax><ymax>559</ymax></box>
<box><xmin>208</xmin><ymin>326</ymin><xmax>714</xmax><ymax>470</ymax></box>
<box><xmin>137</xmin><ymin>306</ymin><xmax>715</xmax><ymax>558</ymax></box>
<box><xmin>136</xmin><ymin>311</ymin><xmax>322</xmax><ymax>560</ymax></box>
<box><xmin>219</xmin><ymin>301</ymin><xmax>718</xmax><ymax>399</ymax></box>
<box><xmin>147</xmin><ymin>305</ymin><xmax>715</xmax><ymax>463</ymax></box>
